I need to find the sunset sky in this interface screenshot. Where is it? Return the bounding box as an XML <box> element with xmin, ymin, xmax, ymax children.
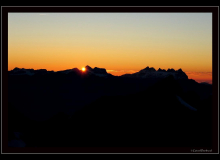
<box><xmin>8</xmin><ymin>13</ymin><xmax>212</xmax><ymax>83</ymax></box>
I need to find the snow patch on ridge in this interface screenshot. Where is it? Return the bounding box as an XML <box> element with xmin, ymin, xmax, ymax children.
<box><xmin>176</xmin><ymin>95</ymin><xmax>197</xmax><ymax>111</ymax></box>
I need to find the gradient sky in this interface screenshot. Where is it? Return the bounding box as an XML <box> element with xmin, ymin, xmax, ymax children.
<box><xmin>8</xmin><ymin>13</ymin><xmax>212</xmax><ymax>83</ymax></box>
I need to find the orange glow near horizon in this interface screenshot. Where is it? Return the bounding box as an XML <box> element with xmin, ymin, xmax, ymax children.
<box><xmin>8</xmin><ymin>13</ymin><xmax>212</xmax><ymax>84</ymax></box>
<box><xmin>7</xmin><ymin>65</ymin><xmax>212</xmax><ymax>84</ymax></box>
<box><xmin>185</xmin><ymin>72</ymin><xmax>212</xmax><ymax>84</ymax></box>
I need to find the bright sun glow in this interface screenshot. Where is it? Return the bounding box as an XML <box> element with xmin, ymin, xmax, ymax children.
<box><xmin>82</xmin><ymin>67</ymin><xmax>86</xmax><ymax>72</ymax></box>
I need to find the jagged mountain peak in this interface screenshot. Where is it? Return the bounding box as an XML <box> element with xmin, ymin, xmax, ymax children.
<box><xmin>85</xmin><ymin>65</ymin><xmax>93</xmax><ymax>71</ymax></box>
<box><xmin>157</xmin><ymin>68</ymin><xmax>166</xmax><ymax>72</ymax></box>
<box><xmin>142</xmin><ymin>66</ymin><xmax>156</xmax><ymax>71</ymax></box>
<box><xmin>177</xmin><ymin>68</ymin><xmax>183</xmax><ymax>72</ymax></box>
<box><xmin>167</xmin><ymin>68</ymin><xmax>176</xmax><ymax>72</ymax></box>
<box><xmin>121</xmin><ymin>66</ymin><xmax>188</xmax><ymax>80</ymax></box>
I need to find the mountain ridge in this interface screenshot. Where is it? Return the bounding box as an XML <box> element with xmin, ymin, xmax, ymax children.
<box><xmin>9</xmin><ymin>65</ymin><xmax>189</xmax><ymax>80</ymax></box>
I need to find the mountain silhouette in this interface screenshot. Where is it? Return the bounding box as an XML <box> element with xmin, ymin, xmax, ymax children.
<box><xmin>121</xmin><ymin>66</ymin><xmax>188</xmax><ymax>80</ymax></box>
<box><xmin>8</xmin><ymin>66</ymin><xmax>212</xmax><ymax>147</ymax></box>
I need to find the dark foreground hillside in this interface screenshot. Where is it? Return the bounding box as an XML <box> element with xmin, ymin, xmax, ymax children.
<box><xmin>8</xmin><ymin>67</ymin><xmax>212</xmax><ymax>147</ymax></box>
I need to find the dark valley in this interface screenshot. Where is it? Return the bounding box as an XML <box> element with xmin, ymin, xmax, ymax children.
<box><xmin>8</xmin><ymin>66</ymin><xmax>212</xmax><ymax>148</ymax></box>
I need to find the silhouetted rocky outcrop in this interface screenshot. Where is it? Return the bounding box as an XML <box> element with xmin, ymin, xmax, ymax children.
<box><xmin>93</xmin><ymin>67</ymin><xmax>107</xmax><ymax>74</ymax></box>
<box><xmin>84</xmin><ymin>65</ymin><xmax>112</xmax><ymax>77</ymax></box>
<box><xmin>121</xmin><ymin>66</ymin><xmax>188</xmax><ymax>80</ymax></box>
<box><xmin>157</xmin><ymin>68</ymin><xmax>166</xmax><ymax>72</ymax></box>
<box><xmin>167</xmin><ymin>68</ymin><xmax>175</xmax><ymax>72</ymax></box>
<box><xmin>85</xmin><ymin>65</ymin><xmax>93</xmax><ymax>71</ymax></box>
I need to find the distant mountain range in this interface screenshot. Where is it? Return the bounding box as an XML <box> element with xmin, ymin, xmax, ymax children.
<box><xmin>121</xmin><ymin>66</ymin><xmax>188</xmax><ymax>80</ymax></box>
<box><xmin>9</xmin><ymin>65</ymin><xmax>188</xmax><ymax>80</ymax></box>
<box><xmin>9</xmin><ymin>65</ymin><xmax>113</xmax><ymax>77</ymax></box>
<box><xmin>8</xmin><ymin>66</ymin><xmax>212</xmax><ymax>147</ymax></box>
